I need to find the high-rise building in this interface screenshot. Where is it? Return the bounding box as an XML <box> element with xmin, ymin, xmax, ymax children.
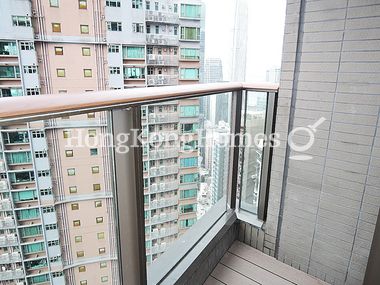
<box><xmin>0</xmin><ymin>0</ymin><xmax>204</xmax><ymax>283</ymax></box>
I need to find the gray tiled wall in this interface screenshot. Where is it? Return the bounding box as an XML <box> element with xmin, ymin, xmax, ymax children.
<box><xmin>240</xmin><ymin>0</ymin><xmax>380</xmax><ymax>284</ymax></box>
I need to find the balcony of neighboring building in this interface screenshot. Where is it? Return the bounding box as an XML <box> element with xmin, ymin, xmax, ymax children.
<box><xmin>146</xmin><ymin>54</ymin><xmax>179</xmax><ymax>67</ymax></box>
<box><xmin>147</xmin><ymin>74</ymin><xmax>179</xmax><ymax>86</ymax></box>
<box><xmin>145</xmin><ymin>10</ymin><xmax>179</xmax><ymax>24</ymax></box>
<box><xmin>146</xmin><ymin>33</ymin><xmax>179</xmax><ymax>46</ymax></box>
<box><xmin>0</xmin><ymin>267</ymin><xmax>24</xmax><ymax>282</ymax></box>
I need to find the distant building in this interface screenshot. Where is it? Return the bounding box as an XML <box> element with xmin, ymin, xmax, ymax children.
<box><xmin>266</xmin><ymin>68</ymin><xmax>281</xmax><ymax>83</ymax></box>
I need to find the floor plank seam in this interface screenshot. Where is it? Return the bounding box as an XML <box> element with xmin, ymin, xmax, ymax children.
<box><xmin>219</xmin><ymin>262</ymin><xmax>263</xmax><ymax>285</ymax></box>
<box><xmin>209</xmin><ymin>274</ymin><xmax>227</xmax><ymax>285</ymax></box>
<box><xmin>227</xmin><ymin>250</ymin><xmax>299</xmax><ymax>285</ymax></box>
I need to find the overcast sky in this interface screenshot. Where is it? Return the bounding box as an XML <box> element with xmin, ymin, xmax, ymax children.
<box><xmin>203</xmin><ymin>0</ymin><xmax>286</xmax><ymax>82</ymax></box>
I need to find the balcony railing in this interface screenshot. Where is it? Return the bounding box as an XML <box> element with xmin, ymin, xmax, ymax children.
<box><xmin>146</xmin><ymin>34</ymin><xmax>179</xmax><ymax>46</ymax></box>
<box><xmin>0</xmin><ymin>234</ymin><xmax>18</xmax><ymax>247</ymax></box>
<box><xmin>0</xmin><ymin>269</ymin><xmax>24</xmax><ymax>281</ymax></box>
<box><xmin>149</xmin><ymin>147</ymin><xmax>179</xmax><ymax>160</ymax></box>
<box><xmin>145</xmin><ymin>11</ymin><xmax>179</xmax><ymax>24</ymax></box>
<box><xmin>0</xmin><ymin>82</ymin><xmax>278</xmax><ymax>285</ymax></box>
<box><xmin>146</xmin><ymin>54</ymin><xmax>179</xmax><ymax>66</ymax></box>
<box><xmin>147</xmin><ymin>74</ymin><xmax>178</xmax><ymax>86</ymax></box>
<box><xmin>147</xmin><ymin>112</ymin><xmax>179</xmax><ymax>124</ymax></box>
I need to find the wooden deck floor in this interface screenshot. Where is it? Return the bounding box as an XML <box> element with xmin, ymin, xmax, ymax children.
<box><xmin>204</xmin><ymin>241</ymin><xmax>328</xmax><ymax>285</ymax></box>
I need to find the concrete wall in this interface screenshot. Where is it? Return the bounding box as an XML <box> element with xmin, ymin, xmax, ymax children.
<box><xmin>241</xmin><ymin>1</ymin><xmax>380</xmax><ymax>285</ymax></box>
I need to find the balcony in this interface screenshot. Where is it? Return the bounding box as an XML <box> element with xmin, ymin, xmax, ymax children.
<box><xmin>149</xmin><ymin>147</ymin><xmax>179</xmax><ymax>160</ymax></box>
<box><xmin>0</xmin><ymin>80</ymin><xmax>379</xmax><ymax>285</ymax></box>
<box><xmin>145</xmin><ymin>11</ymin><xmax>179</xmax><ymax>24</ymax></box>
<box><xmin>0</xmin><ymin>217</ymin><xmax>15</xmax><ymax>229</ymax></box>
<box><xmin>148</xmin><ymin>196</ymin><xmax>179</xmax><ymax>210</ymax></box>
<box><xmin>0</xmin><ymin>234</ymin><xmax>18</xmax><ymax>247</ymax></box>
<box><xmin>149</xmin><ymin>181</ymin><xmax>179</xmax><ymax>194</ymax></box>
<box><xmin>0</xmin><ymin>252</ymin><xmax>22</xmax><ymax>264</ymax></box>
<box><xmin>146</xmin><ymin>34</ymin><xmax>179</xmax><ymax>46</ymax></box>
<box><xmin>0</xmin><ymin>269</ymin><xmax>24</xmax><ymax>281</ymax></box>
<box><xmin>0</xmin><ymin>198</ymin><xmax>12</xmax><ymax>211</ymax></box>
<box><xmin>149</xmin><ymin>165</ymin><xmax>179</xmax><ymax>177</ymax></box>
<box><xmin>147</xmin><ymin>112</ymin><xmax>179</xmax><ymax>124</ymax></box>
<box><xmin>147</xmin><ymin>74</ymin><xmax>178</xmax><ymax>86</ymax></box>
<box><xmin>146</xmin><ymin>54</ymin><xmax>179</xmax><ymax>66</ymax></box>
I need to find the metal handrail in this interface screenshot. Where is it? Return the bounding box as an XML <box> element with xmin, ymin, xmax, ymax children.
<box><xmin>0</xmin><ymin>82</ymin><xmax>278</xmax><ymax>124</ymax></box>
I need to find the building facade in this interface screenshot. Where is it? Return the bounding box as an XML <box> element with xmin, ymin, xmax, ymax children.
<box><xmin>0</xmin><ymin>0</ymin><xmax>204</xmax><ymax>284</ymax></box>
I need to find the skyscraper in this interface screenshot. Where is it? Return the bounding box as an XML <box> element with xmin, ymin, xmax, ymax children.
<box><xmin>0</xmin><ymin>0</ymin><xmax>204</xmax><ymax>284</ymax></box>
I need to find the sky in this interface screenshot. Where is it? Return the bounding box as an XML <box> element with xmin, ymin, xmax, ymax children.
<box><xmin>203</xmin><ymin>0</ymin><xmax>287</xmax><ymax>82</ymax></box>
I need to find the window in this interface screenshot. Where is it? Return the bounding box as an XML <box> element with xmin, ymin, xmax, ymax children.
<box><xmin>23</xmin><ymin>65</ymin><xmax>37</xmax><ymax>74</ymax></box>
<box><xmin>88</xmin><ymin>129</ymin><xmax>96</xmax><ymax>137</ymax></box>
<box><xmin>180</xmin><ymin>218</ymin><xmax>196</xmax><ymax>229</ymax></box>
<box><xmin>180</xmin><ymin>157</ymin><xmax>198</xmax><ymax>168</ymax></box>
<box><xmin>180</xmin><ymin>204</ymin><xmax>197</xmax><ymax>214</ymax></box>
<box><xmin>92</xmin><ymin>166</ymin><xmax>100</xmax><ymax>174</ymax></box>
<box><xmin>52</xmin><ymin>23</ymin><xmax>62</xmax><ymax>32</ymax></box>
<box><xmin>90</xmin><ymin>148</ymin><xmax>98</xmax><ymax>156</ymax></box>
<box><xmin>174</xmin><ymin>26</ymin><xmax>178</xmax><ymax>35</ymax></box>
<box><xmin>146</xmin><ymin>1</ymin><xmax>150</xmax><ymax>10</ymax></box>
<box><xmin>96</xmin><ymin>217</ymin><xmax>103</xmax><ymax>224</ymax></box>
<box><xmin>180</xmin><ymin>189</ymin><xmax>197</xmax><ymax>199</ymax></box>
<box><xmin>50</xmin><ymin>0</ymin><xmax>59</xmax><ymax>7</ymax></box>
<box><xmin>71</xmin><ymin>203</ymin><xmax>79</xmax><ymax>210</ymax></box>
<box><xmin>181</xmin><ymin>123</ymin><xmax>198</xmax><ymax>133</ymax></box>
<box><xmin>12</xmin><ymin>16</ymin><xmax>31</xmax><ymax>27</ymax></box>
<box><xmin>82</xmin><ymin>47</ymin><xmax>91</xmax><ymax>56</ymax></box>
<box><xmin>52</xmin><ymin>272</ymin><xmax>63</xmax><ymax>278</ymax></box>
<box><xmin>180</xmin><ymin>173</ymin><xmax>198</xmax><ymax>183</ymax></box>
<box><xmin>73</xmin><ymin>220</ymin><xmax>81</xmax><ymax>227</ymax></box>
<box><xmin>181</xmin><ymin>48</ymin><xmax>200</xmax><ymax>60</ymax></box>
<box><xmin>109</xmin><ymin>67</ymin><xmax>120</xmax><ymax>74</ymax></box>
<box><xmin>40</xmin><ymin>188</ymin><xmax>52</xmax><ymax>196</ymax></box>
<box><xmin>124</xmin><ymin>67</ymin><xmax>145</xmax><ymax>79</ymax></box>
<box><xmin>77</xmin><ymin>251</ymin><xmax>85</xmax><ymax>257</ymax></box>
<box><xmin>100</xmin><ymin>262</ymin><xmax>107</xmax><ymax>268</ymax></box>
<box><xmin>155</xmin><ymin>1</ymin><xmax>159</xmax><ymax>11</ymax></box>
<box><xmin>181</xmin><ymin>4</ymin><xmax>201</xmax><ymax>18</ymax></box>
<box><xmin>79</xmin><ymin>266</ymin><xmax>86</xmax><ymax>272</ymax></box>
<box><xmin>55</xmin><ymin>47</ymin><xmax>63</xmax><ymax>55</ymax></box>
<box><xmin>180</xmin><ymin>27</ymin><xmax>200</xmax><ymax>41</ymax></box>
<box><xmin>132</xmin><ymin>0</ymin><xmax>143</xmax><ymax>9</ymax></box>
<box><xmin>87</xmin><ymin>112</ymin><xmax>96</xmax><ymax>118</ymax></box>
<box><xmin>47</xmin><ymin>240</ymin><xmax>59</xmax><ymax>246</ymax></box>
<box><xmin>98</xmin><ymin>247</ymin><xmax>106</xmax><ymax>254</ymax></box>
<box><xmin>80</xmin><ymin>281</ymin><xmax>87</xmax><ymax>285</ymax></box>
<box><xmin>75</xmin><ymin>236</ymin><xmax>82</xmax><ymax>243</ymax></box>
<box><xmin>80</xmin><ymin>25</ymin><xmax>89</xmax><ymax>34</ymax></box>
<box><xmin>45</xmin><ymin>224</ymin><xmax>57</xmax><ymax>230</ymax></box>
<box><xmin>63</xmin><ymin>130</ymin><xmax>70</xmax><ymax>138</ymax></box>
<box><xmin>42</xmin><ymin>206</ymin><xmax>55</xmax><ymax>213</ymax></box>
<box><xmin>57</xmin><ymin>68</ymin><xmax>66</xmax><ymax>77</ymax></box>
<box><xmin>67</xmin><ymin>168</ymin><xmax>76</xmax><ymax>176</ymax></box>
<box><xmin>93</xmin><ymin>184</ymin><xmax>101</xmax><ymax>191</ymax></box>
<box><xmin>180</xmin><ymin>68</ymin><xmax>199</xmax><ymax>80</ymax></box>
<box><xmin>79</xmin><ymin>0</ymin><xmax>87</xmax><ymax>9</ymax></box>
<box><xmin>123</xmin><ymin>46</ymin><xmax>145</xmax><ymax>59</ymax></box>
<box><xmin>32</xmin><ymin>131</ymin><xmax>45</xmax><ymax>138</ymax></box>
<box><xmin>65</xmin><ymin>150</ymin><xmax>73</xmax><ymax>157</ymax></box>
<box><xmin>97</xmin><ymin>232</ymin><xmax>105</xmax><ymax>239</ymax></box>
<box><xmin>106</xmin><ymin>0</ymin><xmax>121</xmax><ymax>7</ymax></box>
<box><xmin>20</xmin><ymin>41</ymin><xmax>34</xmax><ymax>50</ymax></box>
<box><xmin>132</xmin><ymin>23</ymin><xmax>144</xmax><ymax>33</ymax></box>
<box><xmin>155</xmin><ymin>25</ymin><xmax>159</xmax><ymax>34</ymax></box>
<box><xmin>0</xmin><ymin>66</ymin><xmax>20</xmax><ymax>79</ymax></box>
<box><xmin>84</xmin><ymin>69</ymin><xmax>92</xmax><ymax>77</ymax></box>
<box><xmin>174</xmin><ymin>3</ymin><xmax>178</xmax><ymax>13</ymax></box>
<box><xmin>38</xmin><ymin>170</ymin><xmax>50</xmax><ymax>177</ymax></box>
<box><xmin>108</xmin><ymin>45</ymin><xmax>120</xmax><ymax>53</ymax></box>
<box><xmin>0</xmin><ymin>41</ymin><xmax>17</xmax><ymax>56</ymax></box>
<box><xmin>107</xmin><ymin>21</ymin><xmax>122</xmax><ymax>31</ymax></box>
<box><xmin>180</xmin><ymin>105</ymin><xmax>199</xmax><ymax>117</ymax></box>
<box><xmin>69</xmin><ymin>186</ymin><xmax>77</xmax><ymax>193</ymax></box>
<box><xmin>26</xmin><ymin>88</ymin><xmax>40</xmax><ymax>96</ymax></box>
<box><xmin>95</xmin><ymin>200</ymin><xmax>102</xmax><ymax>208</ymax></box>
<box><xmin>146</xmin><ymin>25</ymin><xmax>151</xmax><ymax>33</ymax></box>
<box><xmin>101</xmin><ymin>276</ymin><xmax>109</xmax><ymax>283</ymax></box>
<box><xmin>35</xmin><ymin>151</ymin><xmax>47</xmax><ymax>158</ymax></box>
